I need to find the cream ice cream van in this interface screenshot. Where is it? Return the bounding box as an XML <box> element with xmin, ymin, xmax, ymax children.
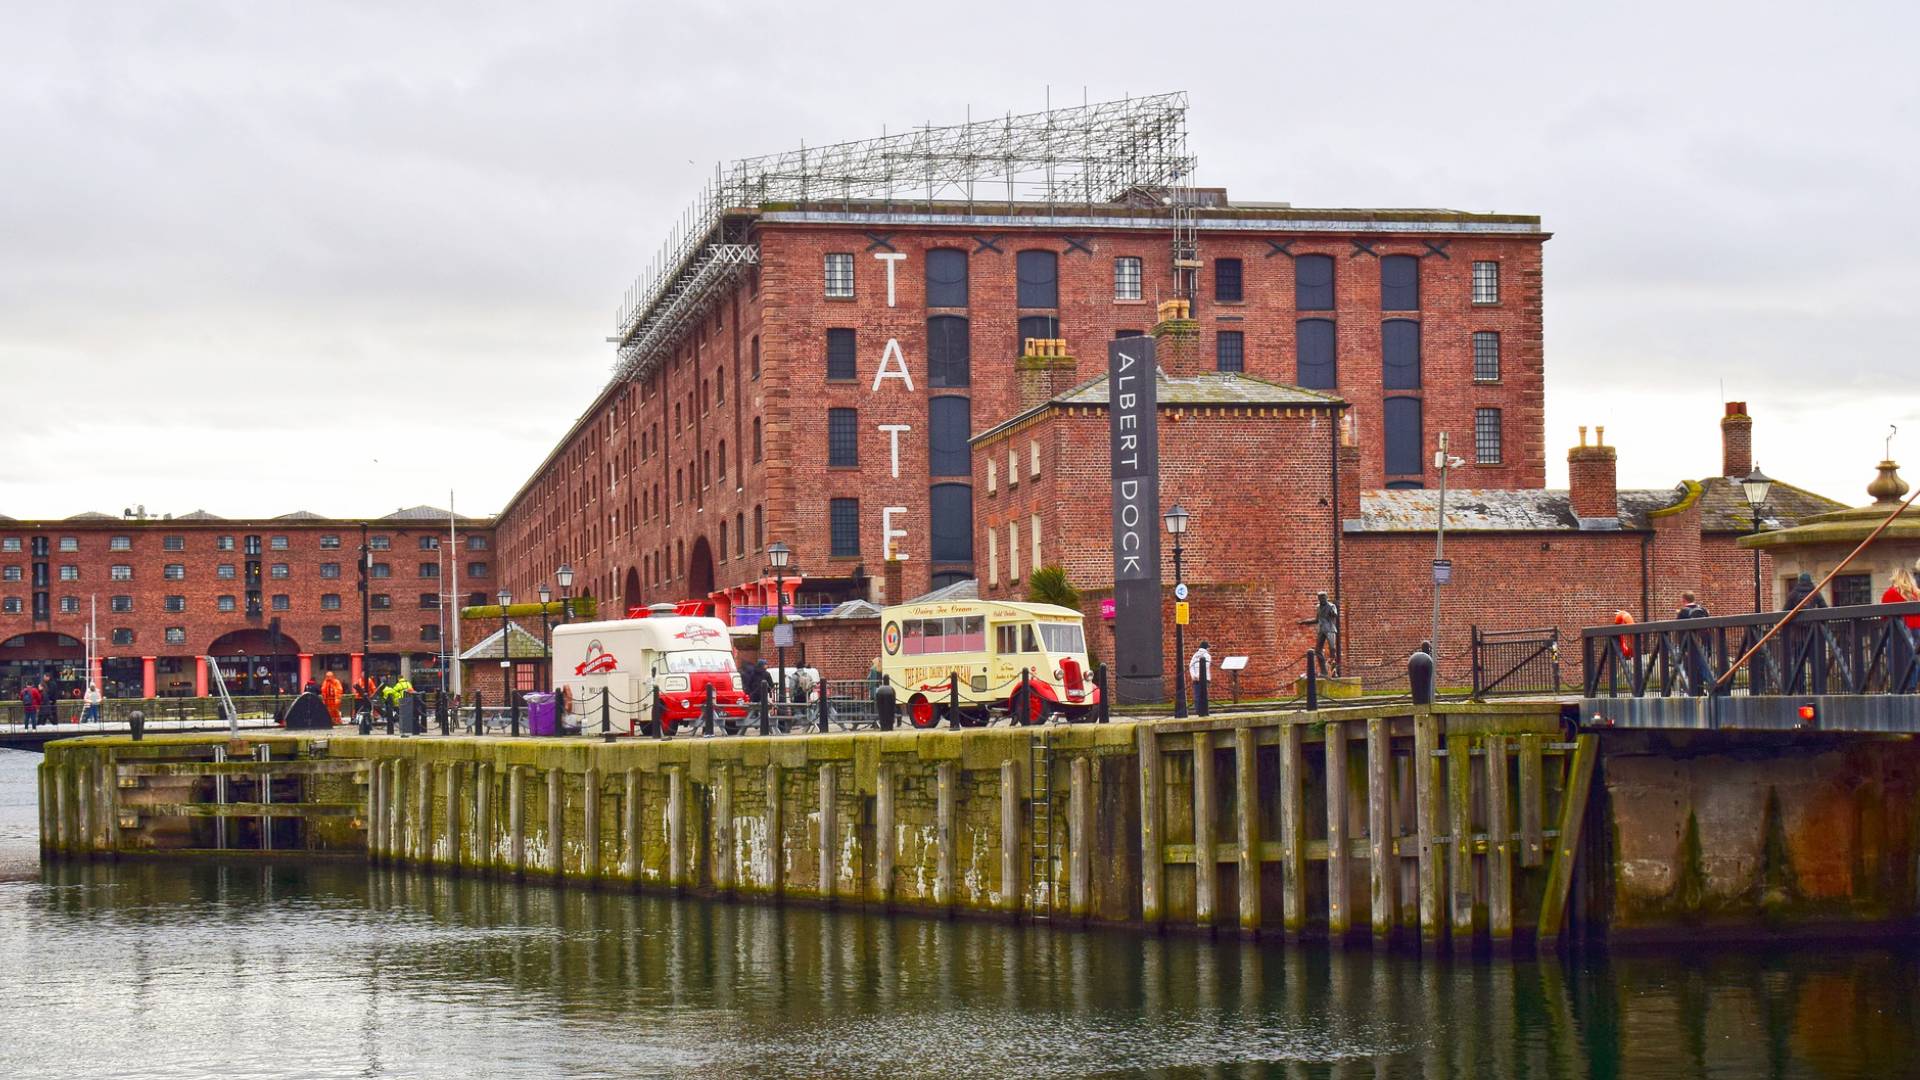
<box><xmin>878</xmin><ymin>599</ymin><xmax>1099</xmax><ymax>727</ymax></box>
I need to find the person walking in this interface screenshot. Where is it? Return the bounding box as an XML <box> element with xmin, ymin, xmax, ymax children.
<box><xmin>1188</xmin><ymin>641</ymin><xmax>1213</xmax><ymax>716</ymax></box>
<box><xmin>82</xmin><ymin>683</ymin><xmax>102</xmax><ymax>724</ymax></box>
<box><xmin>1673</xmin><ymin>593</ymin><xmax>1712</xmax><ymax>693</ymax></box>
<box><xmin>1883</xmin><ymin>567</ymin><xmax>1920</xmax><ymax>692</ymax></box>
<box><xmin>320</xmin><ymin>671</ymin><xmax>343</xmax><ymax>725</ymax></box>
<box><xmin>37</xmin><ymin>676</ymin><xmax>56</xmax><ymax>727</ymax></box>
<box><xmin>1781</xmin><ymin>573</ymin><xmax>1829</xmax><ymax>693</ymax></box>
<box><xmin>21</xmin><ymin>682</ymin><xmax>39</xmax><ymax>730</ymax></box>
<box><xmin>1785</xmin><ymin>573</ymin><xmax>1828</xmax><ymax>611</ymax></box>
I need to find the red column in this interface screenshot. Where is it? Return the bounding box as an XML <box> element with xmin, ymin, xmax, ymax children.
<box><xmin>350</xmin><ymin>652</ymin><xmax>364</xmax><ymax>685</ymax></box>
<box><xmin>298</xmin><ymin>653</ymin><xmax>313</xmax><ymax>686</ymax></box>
<box><xmin>194</xmin><ymin>657</ymin><xmax>208</xmax><ymax>697</ymax></box>
<box><xmin>141</xmin><ymin>656</ymin><xmax>157</xmax><ymax>699</ymax></box>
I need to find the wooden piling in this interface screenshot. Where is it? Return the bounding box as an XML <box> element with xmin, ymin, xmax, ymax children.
<box><xmin>508</xmin><ymin>764</ymin><xmax>526</xmax><ymax>875</ymax></box>
<box><xmin>818</xmin><ymin>763</ymin><xmax>838</xmax><ymax>902</ymax></box>
<box><xmin>546</xmin><ymin>768</ymin><xmax>564</xmax><ymax>875</ymax></box>
<box><xmin>582</xmin><ymin>768</ymin><xmax>600</xmax><ymax>879</ymax></box>
<box><xmin>368</xmin><ymin>758</ymin><xmax>386</xmax><ymax>858</ymax></box>
<box><xmin>1192</xmin><ymin>731</ymin><xmax>1217</xmax><ymax>928</ymax></box>
<box><xmin>1138</xmin><ymin>722</ymin><xmax>1164</xmax><ymax>926</ymax></box>
<box><xmin>76</xmin><ymin>765</ymin><xmax>92</xmax><ymax>855</ymax></box>
<box><xmin>416</xmin><ymin>761</ymin><xmax>432</xmax><ymax>863</ymax></box>
<box><xmin>1279</xmin><ymin>721</ymin><xmax>1306</xmax><ymax>938</ymax></box>
<box><xmin>1486</xmin><ymin>735</ymin><xmax>1513</xmax><ymax>946</ymax></box>
<box><xmin>445</xmin><ymin>763</ymin><xmax>462</xmax><ymax>865</ymax></box>
<box><xmin>387</xmin><ymin>761</ymin><xmax>404</xmax><ymax>862</ymax></box>
<box><xmin>1325</xmin><ymin>720</ymin><xmax>1351</xmax><ymax>941</ymax></box>
<box><xmin>714</xmin><ymin>764</ymin><xmax>734</xmax><ymax>891</ymax></box>
<box><xmin>935</xmin><ymin>760</ymin><xmax>956</xmax><ymax>910</ymax></box>
<box><xmin>1414</xmin><ymin>712</ymin><xmax>1443</xmax><ymax>950</ymax></box>
<box><xmin>764</xmin><ymin>764</ymin><xmax>783</xmax><ymax>894</ymax></box>
<box><xmin>102</xmin><ymin>758</ymin><xmax>120</xmax><ymax>853</ymax></box>
<box><xmin>1070</xmin><ymin>755</ymin><xmax>1092</xmax><ymax>920</ymax></box>
<box><xmin>999</xmin><ymin>759</ymin><xmax>1020</xmax><ymax>914</ymax></box>
<box><xmin>475</xmin><ymin>762</ymin><xmax>494</xmax><ymax>869</ymax></box>
<box><xmin>1447</xmin><ymin>733</ymin><xmax>1475</xmax><ymax>948</ymax></box>
<box><xmin>1366</xmin><ymin>717</ymin><xmax>1396</xmax><ymax>944</ymax></box>
<box><xmin>1518</xmin><ymin>734</ymin><xmax>1546</xmax><ymax>868</ymax></box>
<box><xmin>1538</xmin><ymin>734</ymin><xmax>1598</xmax><ymax>950</ymax></box>
<box><xmin>667</xmin><ymin>765</ymin><xmax>686</xmax><ymax>888</ymax></box>
<box><xmin>623</xmin><ymin>767</ymin><xmax>642</xmax><ymax>881</ymax></box>
<box><xmin>874</xmin><ymin>761</ymin><xmax>895</xmax><ymax>904</ymax></box>
<box><xmin>1234</xmin><ymin>727</ymin><xmax>1261</xmax><ymax>933</ymax></box>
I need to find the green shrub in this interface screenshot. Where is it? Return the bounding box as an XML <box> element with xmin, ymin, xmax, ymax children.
<box><xmin>1027</xmin><ymin>565</ymin><xmax>1080</xmax><ymax>610</ymax></box>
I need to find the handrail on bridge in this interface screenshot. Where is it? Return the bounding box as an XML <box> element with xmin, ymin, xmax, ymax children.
<box><xmin>1581</xmin><ymin>601</ymin><xmax>1920</xmax><ymax>699</ymax></box>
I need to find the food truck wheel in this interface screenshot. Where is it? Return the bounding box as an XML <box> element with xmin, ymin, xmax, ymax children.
<box><xmin>1014</xmin><ymin>693</ymin><xmax>1048</xmax><ymax>726</ymax></box>
<box><xmin>908</xmin><ymin>695</ymin><xmax>936</xmax><ymax>729</ymax></box>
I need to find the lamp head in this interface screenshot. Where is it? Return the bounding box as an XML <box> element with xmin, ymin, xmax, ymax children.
<box><xmin>1741</xmin><ymin>466</ymin><xmax>1774</xmax><ymax>508</ymax></box>
<box><xmin>537</xmin><ymin>583</ymin><xmax>551</xmax><ymax>604</ymax></box>
<box><xmin>768</xmin><ymin>540</ymin><xmax>791</xmax><ymax>569</ymax></box>
<box><xmin>556</xmin><ymin>564</ymin><xmax>573</xmax><ymax>589</ymax></box>
<box><xmin>1163</xmin><ymin>504</ymin><xmax>1191</xmax><ymax>536</ymax></box>
<box><xmin>497</xmin><ymin>589</ymin><xmax>512</xmax><ymax>608</ymax></box>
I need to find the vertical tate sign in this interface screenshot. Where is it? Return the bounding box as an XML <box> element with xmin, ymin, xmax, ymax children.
<box><xmin>1108</xmin><ymin>337</ymin><xmax>1165</xmax><ymax>705</ymax></box>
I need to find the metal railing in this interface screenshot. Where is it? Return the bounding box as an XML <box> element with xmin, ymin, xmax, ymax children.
<box><xmin>1472</xmin><ymin>626</ymin><xmax>1562</xmax><ymax>698</ymax></box>
<box><xmin>1582</xmin><ymin>601</ymin><xmax>1920</xmax><ymax>698</ymax></box>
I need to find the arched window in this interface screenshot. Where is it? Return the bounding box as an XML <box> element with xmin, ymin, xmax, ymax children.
<box><xmin>752</xmin><ymin>418</ymin><xmax>762</xmax><ymax>462</ymax></box>
<box><xmin>1382</xmin><ymin>320</ymin><xmax>1421</xmax><ymax>390</ymax></box>
<box><xmin>717</xmin><ymin>440</ymin><xmax>727</xmax><ymax>480</ymax></box>
<box><xmin>1381</xmin><ymin>255</ymin><xmax>1420</xmax><ymax>311</ymax></box>
<box><xmin>750</xmin><ymin>336</ymin><xmax>760</xmax><ymax>379</ymax></box>
<box><xmin>1384</xmin><ymin>397</ymin><xmax>1424</xmax><ymax>481</ymax></box>
<box><xmin>929</xmin><ymin>484</ymin><xmax>973</xmax><ymax>563</ymax></box>
<box><xmin>1016</xmin><ymin>250</ymin><xmax>1058</xmax><ymax>308</ymax></box>
<box><xmin>1296</xmin><ymin>319</ymin><xmax>1337</xmax><ymax>389</ymax></box>
<box><xmin>1295</xmin><ymin>254</ymin><xmax>1334</xmax><ymax>310</ymax></box>
<box><xmin>927</xmin><ymin>316</ymin><xmax>970</xmax><ymax>387</ymax></box>
<box><xmin>736</xmin><ymin>513</ymin><xmax>745</xmax><ymax>557</ymax></box>
<box><xmin>715</xmin><ymin>366</ymin><xmax>724</xmax><ymax>404</ymax></box>
<box><xmin>753</xmin><ymin>506</ymin><xmax>764</xmax><ymax>552</ymax></box>
<box><xmin>927</xmin><ymin>249</ymin><xmax>969</xmax><ymax>307</ymax></box>
<box><xmin>720</xmin><ymin>521</ymin><xmax>728</xmax><ymax>562</ymax></box>
<box><xmin>929</xmin><ymin>396</ymin><xmax>971</xmax><ymax>476</ymax></box>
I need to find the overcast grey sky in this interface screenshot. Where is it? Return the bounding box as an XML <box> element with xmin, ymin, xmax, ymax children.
<box><xmin>4</xmin><ymin>1</ymin><xmax>1916</xmax><ymax>520</ymax></box>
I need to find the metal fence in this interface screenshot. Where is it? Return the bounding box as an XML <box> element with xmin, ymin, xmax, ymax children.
<box><xmin>1582</xmin><ymin>600</ymin><xmax>1920</xmax><ymax>698</ymax></box>
<box><xmin>1471</xmin><ymin>627</ymin><xmax>1563</xmax><ymax>698</ymax></box>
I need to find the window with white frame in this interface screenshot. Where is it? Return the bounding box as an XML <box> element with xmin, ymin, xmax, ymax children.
<box><xmin>1114</xmin><ymin>256</ymin><xmax>1143</xmax><ymax>301</ymax></box>
<box><xmin>164</xmin><ymin>564</ymin><xmax>185</xmax><ymax>580</ymax></box>
<box><xmin>111</xmin><ymin>565</ymin><xmax>132</xmax><ymax>581</ymax></box>
<box><xmin>1472</xmin><ymin>331</ymin><xmax>1501</xmax><ymax>382</ymax></box>
<box><xmin>824</xmin><ymin>253</ymin><xmax>854</xmax><ymax>298</ymax></box>
<box><xmin>165</xmin><ymin>627</ymin><xmax>186</xmax><ymax>645</ymax></box>
<box><xmin>59</xmin><ymin>565</ymin><xmax>77</xmax><ymax>581</ymax></box>
<box><xmin>110</xmin><ymin>536</ymin><xmax>131</xmax><ymax>552</ymax></box>
<box><xmin>59</xmin><ymin>537</ymin><xmax>77</xmax><ymax>552</ymax></box>
<box><xmin>59</xmin><ymin>596</ymin><xmax>78</xmax><ymax>614</ymax></box>
<box><xmin>1472</xmin><ymin>261</ymin><xmax>1500</xmax><ymax>304</ymax></box>
<box><xmin>1475</xmin><ymin>408</ymin><xmax>1503</xmax><ymax>464</ymax></box>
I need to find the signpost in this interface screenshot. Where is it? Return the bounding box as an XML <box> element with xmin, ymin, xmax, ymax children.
<box><xmin>1107</xmin><ymin>337</ymin><xmax>1165</xmax><ymax>705</ymax></box>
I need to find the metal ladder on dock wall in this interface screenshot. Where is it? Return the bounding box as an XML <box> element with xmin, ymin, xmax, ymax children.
<box><xmin>1028</xmin><ymin>733</ymin><xmax>1056</xmax><ymax>921</ymax></box>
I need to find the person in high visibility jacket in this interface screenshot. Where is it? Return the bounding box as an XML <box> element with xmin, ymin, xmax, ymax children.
<box><xmin>320</xmin><ymin>671</ymin><xmax>343</xmax><ymax>724</ymax></box>
<box><xmin>381</xmin><ymin>676</ymin><xmax>413</xmax><ymax>706</ymax></box>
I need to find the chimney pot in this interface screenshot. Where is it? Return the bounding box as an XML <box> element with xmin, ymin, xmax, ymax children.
<box><xmin>1569</xmin><ymin>428</ymin><xmax>1619</xmax><ymax>522</ymax></box>
<box><xmin>1721</xmin><ymin>402</ymin><xmax>1754</xmax><ymax>478</ymax></box>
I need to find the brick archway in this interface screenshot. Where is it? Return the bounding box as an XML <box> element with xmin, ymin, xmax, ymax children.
<box><xmin>624</xmin><ymin>567</ymin><xmax>643</xmax><ymax>617</ymax></box>
<box><xmin>688</xmin><ymin>536</ymin><xmax>716</xmax><ymax>598</ymax></box>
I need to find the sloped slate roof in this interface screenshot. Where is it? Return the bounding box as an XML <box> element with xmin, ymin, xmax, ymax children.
<box><xmin>907</xmin><ymin>579</ymin><xmax>979</xmax><ymax>604</ymax></box>
<box><xmin>274</xmin><ymin>510</ymin><xmax>324</xmax><ymax>521</ymax></box>
<box><xmin>175</xmin><ymin>510</ymin><xmax>224</xmax><ymax>521</ymax></box>
<box><xmin>1691</xmin><ymin>475</ymin><xmax>1844</xmax><ymax>533</ymax></box>
<box><xmin>823</xmin><ymin>599</ymin><xmax>883</xmax><ymax>620</ymax></box>
<box><xmin>974</xmin><ymin>370</ymin><xmax>1343</xmax><ymax>445</ymax></box>
<box><xmin>1356</xmin><ymin>477</ymin><xmax>1843</xmax><ymax>535</ymax></box>
<box><xmin>382</xmin><ymin>505</ymin><xmax>455</xmax><ymax>521</ymax></box>
<box><xmin>458</xmin><ymin>621</ymin><xmax>548</xmax><ymax>662</ymax></box>
<box><xmin>65</xmin><ymin>511</ymin><xmax>115</xmax><ymax>521</ymax></box>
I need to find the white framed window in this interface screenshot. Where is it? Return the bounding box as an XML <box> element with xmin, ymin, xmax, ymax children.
<box><xmin>59</xmin><ymin>565</ymin><xmax>78</xmax><ymax>581</ymax></box>
<box><xmin>218</xmin><ymin>595</ymin><xmax>236</xmax><ymax>612</ymax></box>
<box><xmin>216</xmin><ymin>535</ymin><xmax>235</xmax><ymax>551</ymax></box>
<box><xmin>824</xmin><ymin>253</ymin><xmax>854</xmax><ymax>298</ymax></box>
<box><xmin>1114</xmin><ymin>256</ymin><xmax>1143</xmax><ymax>301</ymax></box>
<box><xmin>1473</xmin><ymin>331</ymin><xmax>1501</xmax><ymax>382</ymax></box>
<box><xmin>1008</xmin><ymin>520</ymin><xmax>1020</xmax><ymax>582</ymax></box>
<box><xmin>109</xmin><ymin>536</ymin><xmax>131</xmax><ymax>552</ymax></box>
<box><xmin>3</xmin><ymin>598</ymin><xmax>23</xmax><ymax>615</ymax></box>
<box><xmin>59</xmin><ymin>596</ymin><xmax>78</xmax><ymax>614</ymax></box>
<box><xmin>319</xmin><ymin>534</ymin><xmax>341</xmax><ymax>549</ymax></box>
<box><xmin>164</xmin><ymin>627</ymin><xmax>186</xmax><ymax>645</ymax></box>
<box><xmin>110</xmin><ymin>595</ymin><xmax>133</xmax><ymax>613</ymax></box>
<box><xmin>163</xmin><ymin>536</ymin><xmax>185</xmax><ymax>552</ymax></box>
<box><xmin>1</xmin><ymin>567</ymin><xmax>17</xmax><ymax>582</ymax></box>
<box><xmin>270</xmin><ymin>535</ymin><xmax>288</xmax><ymax>550</ymax></box>
<box><xmin>1030</xmin><ymin>513</ymin><xmax>1042</xmax><ymax>571</ymax></box>
<box><xmin>988</xmin><ymin>527</ymin><xmax>999</xmax><ymax>587</ymax></box>
<box><xmin>110</xmin><ymin>565</ymin><xmax>132</xmax><ymax>581</ymax></box>
<box><xmin>164</xmin><ymin>595</ymin><xmax>185</xmax><ymax>613</ymax></box>
<box><xmin>1472</xmin><ymin>261</ymin><xmax>1500</xmax><ymax>304</ymax></box>
<box><xmin>59</xmin><ymin>537</ymin><xmax>78</xmax><ymax>552</ymax></box>
<box><xmin>369</xmin><ymin>536</ymin><xmax>391</xmax><ymax>551</ymax></box>
<box><xmin>1475</xmin><ymin>408</ymin><xmax>1503</xmax><ymax>464</ymax></box>
<box><xmin>217</xmin><ymin>564</ymin><xmax>236</xmax><ymax>579</ymax></box>
<box><xmin>270</xmin><ymin>563</ymin><xmax>290</xmax><ymax>579</ymax></box>
<box><xmin>0</xmin><ymin>539</ymin><xmax>18</xmax><ymax>553</ymax></box>
<box><xmin>163</xmin><ymin>564</ymin><xmax>185</xmax><ymax>580</ymax></box>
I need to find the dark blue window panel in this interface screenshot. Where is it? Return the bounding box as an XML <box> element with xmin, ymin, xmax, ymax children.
<box><xmin>830</xmin><ymin>498</ymin><xmax>860</xmax><ymax>557</ymax></box>
<box><xmin>1115</xmin><ymin>328</ymin><xmax>1146</xmax><ymax>339</ymax></box>
<box><xmin>929</xmin><ymin>483</ymin><xmax>973</xmax><ymax>563</ymax></box>
<box><xmin>1384</xmin><ymin>396</ymin><xmax>1424</xmax><ymax>478</ymax></box>
<box><xmin>1214</xmin><ymin>258</ymin><xmax>1243</xmax><ymax>302</ymax></box>
<box><xmin>826</xmin><ymin>328</ymin><xmax>857</xmax><ymax>380</ymax></box>
<box><xmin>1381</xmin><ymin>255</ymin><xmax>1420</xmax><ymax>311</ymax></box>
<box><xmin>1018</xmin><ymin>315</ymin><xmax>1060</xmax><ymax>350</ymax></box>
<box><xmin>929</xmin><ymin>396</ymin><xmax>972</xmax><ymax>476</ymax></box>
<box><xmin>1296</xmin><ymin>319</ymin><xmax>1337</xmax><ymax>389</ymax></box>
<box><xmin>927</xmin><ymin>249</ymin><xmax>969</xmax><ymax>307</ymax></box>
<box><xmin>927</xmin><ymin>316</ymin><xmax>970</xmax><ymax>387</ymax></box>
<box><xmin>930</xmin><ymin>570</ymin><xmax>972</xmax><ymax>590</ymax></box>
<box><xmin>1295</xmin><ymin>254</ymin><xmax>1334</xmax><ymax>311</ymax></box>
<box><xmin>1216</xmin><ymin>330</ymin><xmax>1244</xmax><ymax>372</ymax></box>
<box><xmin>828</xmin><ymin>408</ymin><xmax>858</xmax><ymax>467</ymax></box>
<box><xmin>1017</xmin><ymin>250</ymin><xmax>1058</xmax><ymax>308</ymax></box>
<box><xmin>1382</xmin><ymin>320</ymin><xmax>1421</xmax><ymax>390</ymax></box>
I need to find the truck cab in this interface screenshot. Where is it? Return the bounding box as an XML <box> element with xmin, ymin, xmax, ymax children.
<box><xmin>551</xmin><ymin>614</ymin><xmax>748</xmax><ymax>735</ymax></box>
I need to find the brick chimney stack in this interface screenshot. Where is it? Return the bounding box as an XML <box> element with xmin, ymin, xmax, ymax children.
<box><xmin>1568</xmin><ymin>424</ymin><xmax>1619</xmax><ymax>522</ymax></box>
<box><xmin>882</xmin><ymin>556</ymin><xmax>904</xmax><ymax>607</ymax></box>
<box><xmin>1149</xmin><ymin>298</ymin><xmax>1200</xmax><ymax>375</ymax></box>
<box><xmin>1017</xmin><ymin>337</ymin><xmax>1077</xmax><ymax>409</ymax></box>
<box><xmin>1722</xmin><ymin>401</ymin><xmax>1753</xmax><ymax>478</ymax></box>
<box><xmin>1337</xmin><ymin>411</ymin><xmax>1363</xmax><ymax>523</ymax></box>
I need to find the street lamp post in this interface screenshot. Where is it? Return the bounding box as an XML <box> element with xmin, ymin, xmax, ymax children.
<box><xmin>557</xmin><ymin>564</ymin><xmax>574</xmax><ymax>625</ymax></box>
<box><xmin>1164</xmin><ymin>505</ymin><xmax>1190</xmax><ymax>719</ymax></box>
<box><xmin>768</xmin><ymin>542</ymin><xmax>791</xmax><ymax>705</ymax></box>
<box><xmin>538</xmin><ymin>582</ymin><xmax>553</xmax><ymax>689</ymax></box>
<box><xmin>1742</xmin><ymin>466</ymin><xmax>1774</xmax><ymax>612</ymax></box>
<box><xmin>497</xmin><ymin>588</ymin><xmax>513</xmax><ymax>714</ymax></box>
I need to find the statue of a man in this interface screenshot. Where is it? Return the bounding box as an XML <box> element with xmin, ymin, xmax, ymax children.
<box><xmin>1302</xmin><ymin>591</ymin><xmax>1339</xmax><ymax>676</ymax></box>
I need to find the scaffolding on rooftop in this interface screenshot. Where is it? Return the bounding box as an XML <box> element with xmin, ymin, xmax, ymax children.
<box><xmin>611</xmin><ymin>92</ymin><xmax>1195</xmax><ymax>383</ymax></box>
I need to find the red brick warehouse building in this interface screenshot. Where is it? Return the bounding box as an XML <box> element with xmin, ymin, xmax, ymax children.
<box><xmin>492</xmin><ymin>93</ymin><xmax>1547</xmax><ymax>622</ymax></box>
<box><xmin>0</xmin><ymin>508</ymin><xmax>494</xmax><ymax>700</ymax></box>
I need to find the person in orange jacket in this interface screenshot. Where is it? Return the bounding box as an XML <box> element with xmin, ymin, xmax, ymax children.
<box><xmin>320</xmin><ymin>671</ymin><xmax>344</xmax><ymax>725</ymax></box>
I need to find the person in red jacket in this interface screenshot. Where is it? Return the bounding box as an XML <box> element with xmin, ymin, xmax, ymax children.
<box><xmin>1885</xmin><ymin>567</ymin><xmax>1920</xmax><ymax>691</ymax></box>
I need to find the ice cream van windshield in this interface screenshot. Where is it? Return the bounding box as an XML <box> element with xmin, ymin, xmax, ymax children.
<box><xmin>1038</xmin><ymin>622</ymin><xmax>1085</xmax><ymax>654</ymax></box>
<box><xmin>663</xmin><ymin>650</ymin><xmax>735</xmax><ymax>674</ymax></box>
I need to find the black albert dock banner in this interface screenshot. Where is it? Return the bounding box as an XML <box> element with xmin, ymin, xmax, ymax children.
<box><xmin>1108</xmin><ymin>337</ymin><xmax>1165</xmax><ymax>705</ymax></box>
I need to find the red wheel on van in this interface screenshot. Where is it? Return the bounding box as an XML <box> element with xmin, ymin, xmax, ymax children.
<box><xmin>1017</xmin><ymin>692</ymin><xmax>1047</xmax><ymax>726</ymax></box>
<box><xmin>909</xmin><ymin>695</ymin><xmax>935</xmax><ymax>729</ymax></box>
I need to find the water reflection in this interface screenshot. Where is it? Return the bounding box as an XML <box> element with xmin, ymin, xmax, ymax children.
<box><xmin>0</xmin><ymin>856</ymin><xmax>1913</xmax><ymax>1078</ymax></box>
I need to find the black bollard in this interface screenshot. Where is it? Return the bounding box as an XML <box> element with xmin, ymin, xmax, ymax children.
<box><xmin>437</xmin><ymin>691</ymin><xmax>449</xmax><ymax>736</ymax></box>
<box><xmin>1196</xmin><ymin>662</ymin><xmax>1210</xmax><ymax>717</ymax></box>
<box><xmin>359</xmin><ymin>701</ymin><xmax>373</xmax><ymax>736</ymax></box>
<box><xmin>470</xmin><ymin>690</ymin><xmax>484</xmax><ymax>736</ymax></box>
<box><xmin>1409</xmin><ymin>649</ymin><xmax>1436</xmax><ymax>707</ymax></box>
<box><xmin>703</xmin><ymin>683</ymin><xmax>717</xmax><ymax>738</ymax></box>
<box><xmin>129</xmin><ymin>709</ymin><xmax>145</xmax><ymax>741</ymax></box>
<box><xmin>756</xmin><ymin>681</ymin><xmax>770</xmax><ymax>737</ymax></box>
<box><xmin>1305</xmin><ymin>651</ymin><xmax>1319</xmax><ymax>711</ymax></box>
<box><xmin>602</xmin><ymin>687</ymin><xmax>614</xmax><ymax>743</ymax></box>
<box><xmin>1094</xmin><ymin>663</ymin><xmax>1110</xmax><ymax>724</ymax></box>
<box><xmin>1016</xmin><ymin>668</ymin><xmax>1033</xmax><ymax>726</ymax></box>
<box><xmin>817</xmin><ymin>686</ymin><xmax>830</xmax><ymax>733</ymax></box>
<box><xmin>875</xmin><ymin>682</ymin><xmax>896</xmax><ymax>731</ymax></box>
<box><xmin>948</xmin><ymin>672</ymin><xmax>961</xmax><ymax>729</ymax></box>
<box><xmin>384</xmin><ymin>698</ymin><xmax>396</xmax><ymax>736</ymax></box>
<box><xmin>509</xmin><ymin>693</ymin><xmax>521</xmax><ymax>738</ymax></box>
